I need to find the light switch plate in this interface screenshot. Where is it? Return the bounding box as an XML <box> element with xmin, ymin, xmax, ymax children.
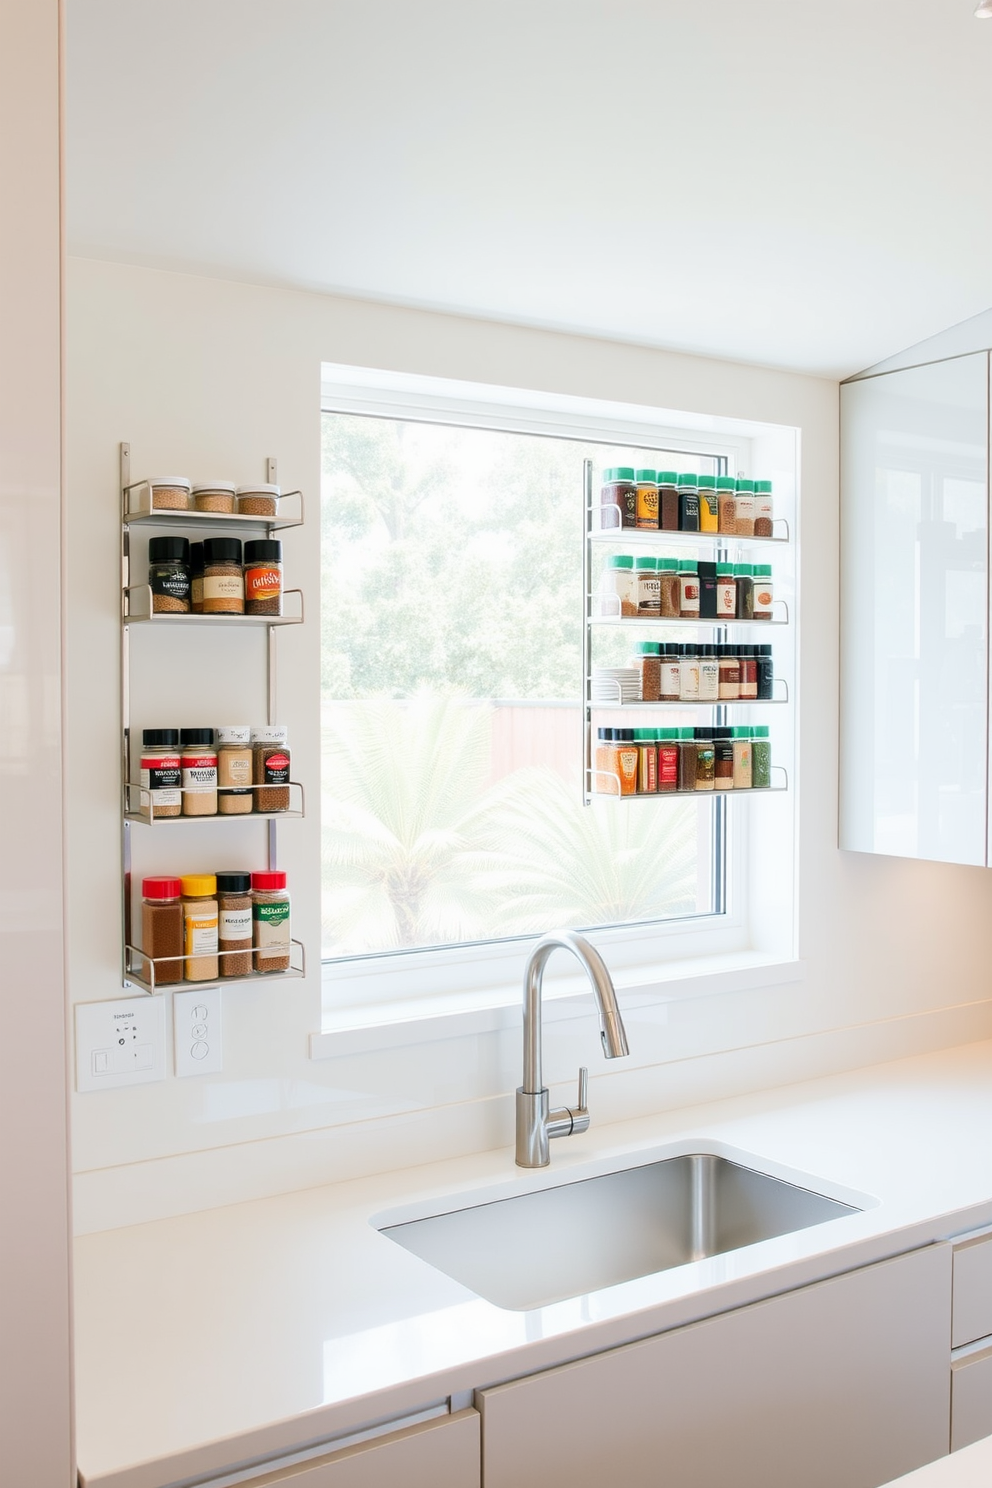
<box><xmin>75</xmin><ymin>996</ymin><xmax>167</xmax><ymax>1092</ymax></box>
<box><xmin>173</xmin><ymin>986</ymin><xmax>223</xmax><ymax>1076</ymax></box>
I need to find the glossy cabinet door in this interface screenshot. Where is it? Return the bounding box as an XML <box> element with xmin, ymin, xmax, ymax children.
<box><xmin>479</xmin><ymin>1246</ymin><xmax>951</xmax><ymax>1488</ymax></box>
<box><xmin>840</xmin><ymin>354</ymin><xmax>989</xmax><ymax>864</ymax></box>
<box><xmin>231</xmin><ymin>1410</ymin><xmax>479</xmax><ymax>1488</ymax></box>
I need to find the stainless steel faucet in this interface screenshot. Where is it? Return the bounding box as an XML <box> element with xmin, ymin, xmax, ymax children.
<box><xmin>515</xmin><ymin>931</ymin><xmax>630</xmax><ymax>1168</ymax></box>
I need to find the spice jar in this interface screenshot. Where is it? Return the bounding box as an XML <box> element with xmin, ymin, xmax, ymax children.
<box><xmin>716</xmin><ymin>475</ymin><xmax>737</xmax><ymax>534</ymax></box>
<box><xmin>753</xmin><ymin>564</ymin><xmax>773</xmax><ymax>620</ymax></box>
<box><xmin>180</xmin><ymin>728</ymin><xmax>218</xmax><ymax>816</ymax></box>
<box><xmin>252</xmin><ymin>725</ymin><xmax>291</xmax><ymax>812</ymax></box>
<box><xmin>716</xmin><ymin>563</ymin><xmax>736</xmax><ymax>619</ymax></box>
<box><xmin>718</xmin><ymin>645</ymin><xmax>741</xmax><ymax>700</ymax></box>
<box><xmin>693</xmin><ymin>728</ymin><xmax>715</xmax><ymax>791</ymax></box>
<box><xmin>754</xmin><ymin>480</ymin><xmax>774</xmax><ymax>538</ymax></box>
<box><xmin>147</xmin><ymin>476</ymin><xmax>191</xmax><ymax>511</ymax></box>
<box><xmin>678</xmin><ymin>644</ymin><xmax>700</xmax><ymax>702</ymax></box>
<box><xmin>659</xmin><ymin>644</ymin><xmax>680</xmax><ymax>702</ymax></box>
<box><xmin>678</xmin><ymin>559</ymin><xmax>699</xmax><ymax>618</ymax></box>
<box><xmin>677</xmin><ymin>728</ymin><xmax>698</xmax><ymax>792</ymax></box>
<box><xmin>739</xmin><ymin>646</ymin><xmax>758</xmax><ymax>699</ymax></box>
<box><xmin>216</xmin><ymin>871</ymin><xmax>253</xmax><ymax>978</ymax></box>
<box><xmin>236</xmin><ymin>484</ymin><xmax>281</xmax><ymax>518</ymax></box>
<box><xmin>140</xmin><ymin>876</ymin><xmax>183</xmax><ymax>986</ymax></box>
<box><xmin>244</xmin><ymin>539</ymin><xmax>283</xmax><ymax>616</ymax></box>
<box><xmin>594</xmin><ymin>728</ymin><xmax>637</xmax><ymax>796</ymax></box>
<box><xmin>734</xmin><ymin>478</ymin><xmax>756</xmax><ymax>537</ymax></box>
<box><xmin>202</xmin><ymin>537</ymin><xmax>244</xmax><ymax>615</ymax></box>
<box><xmin>252</xmin><ymin>870</ymin><xmax>291</xmax><ymax>972</ymax></box>
<box><xmin>757</xmin><ymin>643</ymin><xmax>774</xmax><ymax>700</ymax></box>
<box><xmin>631</xmin><ymin>641</ymin><xmax>661</xmax><ymax>702</ymax></box>
<box><xmin>678</xmin><ymin>474</ymin><xmax>700</xmax><ymax>533</ymax></box>
<box><xmin>633</xmin><ymin>729</ymin><xmax>657</xmax><ymax>793</ymax></box>
<box><xmin>216</xmin><ymin>725</ymin><xmax>253</xmax><ymax>814</ymax></box>
<box><xmin>634</xmin><ymin>556</ymin><xmax>661</xmax><ymax>617</ymax></box>
<box><xmin>634</xmin><ymin>469</ymin><xmax>659</xmax><ymax>531</ymax></box>
<box><xmin>181</xmin><ymin>874</ymin><xmax>219</xmax><ymax>982</ymax></box>
<box><xmin>657</xmin><ymin>472</ymin><xmax>680</xmax><ymax>532</ymax></box>
<box><xmin>698</xmin><ymin>474</ymin><xmax>719</xmax><ymax>533</ymax></box>
<box><xmin>698</xmin><ymin>560</ymin><xmax>718</xmax><ymax>619</ymax></box>
<box><xmin>714</xmin><ymin>727</ymin><xmax>734</xmax><ymax>791</ymax></box>
<box><xmin>751</xmin><ymin>726</ymin><xmax>772</xmax><ymax>788</ymax></box>
<box><xmin>657</xmin><ymin>729</ymin><xmax>679</xmax><ymax>793</ymax></box>
<box><xmin>599</xmin><ymin>468</ymin><xmax>636</xmax><ymax>530</ymax></box>
<box><xmin>597</xmin><ymin>554</ymin><xmax>637</xmax><ymax>617</ymax></box>
<box><xmin>190</xmin><ymin>542</ymin><xmax>205</xmax><ymax>614</ymax></box>
<box><xmin>734</xmin><ymin>562</ymin><xmax>754</xmax><ymax>619</ymax></box>
<box><xmin>698</xmin><ymin>644</ymin><xmax>720</xmax><ymax>701</ymax></box>
<box><xmin>658</xmin><ymin>557</ymin><xmax>680</xmax><ymax>618</ymax></box>
<box><xmin>148</xmin><ymin>536</ymin><xmax>191</xmax><ymax>614</ymax></box>
<box><xmin>732</xmin><ymin>728</ymin><xmax>753</xmax><ymax>789</ymax></box>
<box><xmin>192</xmin><ymin>481</ymin><xmax>236</xmax><ymax>514</ymax></box>
<box><xmin>140</xmin><ymin>728</ymin><xmax>182</xmax><ymax>819</ymax></box>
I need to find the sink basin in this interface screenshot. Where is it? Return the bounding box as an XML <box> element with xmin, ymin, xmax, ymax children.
<box><xmin>379</xmin><ymin>1153</ymin><xmax>859</xmax><ymax>1311</ymax></box>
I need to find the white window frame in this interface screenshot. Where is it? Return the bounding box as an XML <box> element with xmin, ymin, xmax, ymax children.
<box><xmin>314</xmin><ymin>366</ymin><xmax>801</xmax><ymax>1050</ymax></box>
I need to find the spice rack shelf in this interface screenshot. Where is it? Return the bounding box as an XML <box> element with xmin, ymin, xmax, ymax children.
<box><xmin>123</xmin><ymin>939</ymin><xmax>306</xmax><ymax>995</ymax></box>
<box><xmin>590</xmin><ymin>522</ymin><xmax>790</xmax><ymax>548</ymax></box>
<box><xmin>590</xmin><ymin>615</ymin><xmax>788</xmax><ymax>629</ymax></box>
<box><xmin>589</xmin><ymin>699</ymin><xmax>788</xmax><ymax>710</ymax></box>
<box><xmin>586</xmin><ymin>776</ymin><xmax>789</xmax><ymax>801</ymax></box>
<box><xmin>120</xmin><ymin>441</ymin><xmax>305</xmax><ymax>995</ymax></box>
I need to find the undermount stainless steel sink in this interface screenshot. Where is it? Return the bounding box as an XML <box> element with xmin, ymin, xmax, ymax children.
<box><xmin>379</xmin><ymin>1154</ymin><xmax>859</xmax><ymax>1311</ymax></box>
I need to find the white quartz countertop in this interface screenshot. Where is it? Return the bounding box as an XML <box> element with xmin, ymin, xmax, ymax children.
<box><xmin>74</xmin><ymin>1040</ymin><xmax>992</xmax><ymax>1488</ymax></box>
<box><xmin>883</xmin><ymin>1436</ymin><xmax>992</xmax><ymax>1486</ymax></box>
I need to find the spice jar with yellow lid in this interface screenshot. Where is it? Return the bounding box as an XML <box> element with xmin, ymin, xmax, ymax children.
<box><xmin>181</xmin><ymin>875</ymin><xmax>219</xmax><ymax>982</ymax></box>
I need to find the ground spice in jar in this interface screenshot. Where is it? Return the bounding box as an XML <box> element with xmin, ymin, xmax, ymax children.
<box><xmin>753</xmin><ymin>480</ymin><xmax>774</xmax><ymax>538</ymax></box>
<box><xmin>694</xmin><ymin>729</ymin><xmax>715</xmax><ymax>791</ymax></box>
<box><xmin>631</xmin><ymin>641</ymin><xmax>661</xmax><ymax>702</ymax></box>
<box><xmin>658</xmin><ymin>557</ymin><xmax>680</xmax><ymax>618</ymax></box>
<box><xmin>732</xmin><ymin>728</ymin><xmax>752</xmax><ymax>789</ymax></box>
<box><xmin>252</xmin><ymin>726</ymin><xmax>291</xmax><ymax>812</ymax></box>
<box><xmin>714</xmin><ymin>728</ymin><xmax>734</xmax><ymax>791</ymax></box>
<box><xmin>677</xmin><ymin>728</ymin><xmax>698</xmax><ymax>792</ymax></box>
<box><xmin>757</xmin><ymin>644</ymin><xmax>774</xmax><ymax>700</ymax></box>
<box><xmin>734</xmin><ymin>478</ymin><xmax>756</xmax><ymax>537</ymax></box>
<box><xmin>634</xmin><ymin>729</ymin><xmax>657</xmax><ymax>793</ymax></box>
<box><xmin>659</xmin><ymin>645</ymin><xmax>681</xmax><ymax>702</ymax></box>
<box><xmin>236</xmin><ymin>484</ymin><xmax>280</xmax><ymax>518</ymax></box>
<box><xmin>716</xmin><ymin>564</ymin><xmax>737</xmax><ymax>619</ymax></box>
<box><xmin>244</xmin><ymin>539</ymin><xmax>283</xmax><ymax>616</ymax></box>
<box><xmin>698</xmin><ymin>475</ymin><xmax>719</xmax><ymax>532</ymax></box>
<box><xmin>594</xmin><ymin>728</ymin><xmax>638</xmax><ymax>796</ymax></box>
<box><xmin>657</xmin><ymin>730</ymin><xmax>679</xmax><ymax>793</ymax></box>
<box><xmin>718</xmin><ymin>646</ymin><xmax>741</xmax><ymax>700</ymax></box>
<box><xmin>657</xmin><ymin>472</ymin><xmax>680</xmax><ymax>532</ymax></box>
<box><xmin>252</xmin><ymin>870</ymin><xmax>291</xmax><ymax>972</ymax></box>
<box><xmin>190</xmin><ymin>542</ymin><xmax>205</xmax><ymax>613</ymax></box>
<box><xmin>182</xmin><ymin>874</ymin><xmax>219</xmax><ymax>982</ymax></box>
<box><xmin>753</xmin><ymin>564</ymin><xmax>773</xmax><ymax>620</ymax></box>
<box><xmin>192</xmin><ymin>482</ymin><xmax>236</xmax><ymax>513</ymax></box>
<box><xmin>202</xmin><ymin>537</ymin><xmax>244</xmax><ymax>615</ymax></box>
<box><xmin>634</xmin><ymin>469</ymin><xmax>659</xmax><ymax>531</ymax></box>
<box><xmin>216</xmin><ymin>725</ymin><xmax>253</xmax><ymax>814</ymax></box>
<box><xmin>751</xmin><ymin>726</ymin><xmax>772</xmax><ymax>788</ymax></box>
<box><xmin>734</xmin><ymin>563</ymin><xmax>754</xmax><ymax>619</ymax></box>
<box><xmin>216</xmin><ymin>871</ymin><xmax>253</xmax><ymax>978</ymax></box>
<box><xmin>597</xmin><ymin>555</ymin><xmax>637</xmax><ymax>617</ymax></box>
<box><xmin>634</xmin><ymin>556</ymin><xmax>660</xmax><ymax>616</ymax></box>
<box><xmin>181</xmin><ymin>728</ymin><xmax>218</xmax><ymax>815</ymax></box>
<box><xmin>599</xmin><ymin>468</ymin><xmax>636</xmax><ymax>531</ymax></box>
<box><xmin>140</xmin><ymin>728</ymin><xmax>182</xmax><ymax>818</ymax></box>
<box><xmin>148</xmin><ymin>536</ymin><xmax>191</xmax><ymax>614</ymax></box>
<box><xmin>140</xmin><ymin>876</ymin><xmax>183</xmax><ymax>986</ymax></box>
<box><xmin>716</xmin><ymin>476</ymin><xmax>737</xmax><ymax>534</ymax></box>
<box><xmin>678</xmin><ymin>559</ymin><xmax>699</xmax><ymax>618</ymax></box>
<box><xmin>148</xmin><ymin>477</ymin><xmax>191</xmax><ymax>511</ymax></box>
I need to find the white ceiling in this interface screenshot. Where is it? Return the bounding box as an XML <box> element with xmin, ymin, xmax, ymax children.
<box><xmin>66</xmin><ymin>1</ymin><xmax>992</xmax><ymax>379</ymax></box>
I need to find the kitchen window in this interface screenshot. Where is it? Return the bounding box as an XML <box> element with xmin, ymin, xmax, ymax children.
<box><xmin>318</xmin><ymin>368</ymin><xmax>797</xmax><ymax>1030</ymax></box>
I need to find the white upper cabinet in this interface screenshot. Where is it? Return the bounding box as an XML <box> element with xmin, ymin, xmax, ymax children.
<box><xmin>840</xmin><ymin>352</ymin><xmax>990</xmax><ymax>864</ymax></box>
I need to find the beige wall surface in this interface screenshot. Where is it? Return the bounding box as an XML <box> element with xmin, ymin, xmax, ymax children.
<box><xmin>66</xmin><ymin>256</ymin><xmax>992</xmax><ymax>1233</ymax></box>
<box><xmin>0</xmin><ymin>0</ymin><xmax>73</xmax><ymax>1481</ymax></box>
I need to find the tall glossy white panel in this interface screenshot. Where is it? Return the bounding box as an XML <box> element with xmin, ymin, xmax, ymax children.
<box><xmin>840</xmin><ymin>354</ymin><xmax>989</xmax><ymax>864</ymax></box>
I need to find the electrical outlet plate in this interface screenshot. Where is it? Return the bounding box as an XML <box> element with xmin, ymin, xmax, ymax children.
<box><xmin>75</xmin><ymin>996</ymin><xmax>167</xmax><ymax>1092</ymax></box>
<box><xmin>173</xmin><ymin>986</ymin><xmax>223</xmax><ymax>1076</ymax></box>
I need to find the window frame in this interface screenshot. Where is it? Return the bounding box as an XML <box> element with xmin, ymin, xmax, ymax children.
<box><xmin>317</xmin><ymin>366</ymin><xmax>786</xmax><ymax>1029</ymax></box>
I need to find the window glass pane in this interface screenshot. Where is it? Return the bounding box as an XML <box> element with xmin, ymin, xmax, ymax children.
<box><xmin>321</xmin><ymin>414</ymin><xmax>718</xmax><ymax>959</ymax></box>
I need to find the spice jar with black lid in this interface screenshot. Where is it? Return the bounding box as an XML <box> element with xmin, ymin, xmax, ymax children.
<box><xmin>202</xmin><ymin>537</ymin><xmax>244</xmax><ymax>615</ymax></box>
<box><xmin>140</xmin><ymin>728</ymin><xmax>182</xmax><ymax>818</ymax></box>
<box><xmin>190</xmin><ymin>542</ymin><xmax>205</xmax><ymax>614</ymax></box>
<box><xmin>678</xmin><ymin>474</ymin><xmax>700</xmax><ymax>532</ymax></box>
<box><xmin>244</xmin><ymin>539</ymin><xmax>283</xmax><ymax>616</ymax></box>
<box><xmin>251</xmin><ymin>725</ymin><xmax>291</xmax><ymax>812</ymax></box>
<box><xmin>216</xmin><ymin>871</ymin><xmax>253</xmax><ymax>979</ymax></box>
<box><xmin>140</xmin><ymin>876</ymin><xmax>183</xmax><ymax>986</ymax></box>
<box><xmin>148</xmin><ymin>536</ymin><xmax>191</xmax><ymax>614</ymax></box>
<box><xmin>180</xmin><ymin>727</ymin><xmax>217</xmax><ymax>816</ymax></box>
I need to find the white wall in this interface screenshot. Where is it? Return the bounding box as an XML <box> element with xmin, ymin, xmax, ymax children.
<box><xmin>67</xmin><ymin>257</ymin><xmax>992</xmax><ymax>1233</ymax></box>
<box><xmin>0</xmin><ymin>0</ymin><xmax>74</xmax><ymax>1480</ymax></box>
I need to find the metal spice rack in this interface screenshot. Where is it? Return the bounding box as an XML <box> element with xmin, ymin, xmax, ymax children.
<box><xmin>120</xmin><ymin>442</ymin><xmax>306</xmax><ymax>994</ymax></box>
<box><xmin>581</xmin><ymin>457</ymin><xmax>794</xmax><ymax>808</ymax></box>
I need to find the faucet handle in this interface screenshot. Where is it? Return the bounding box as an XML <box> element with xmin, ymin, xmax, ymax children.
<box><xmin>572</xmin><ymin>1066</ymin><xmax>590</xmax><ymax>1135</ymax></box>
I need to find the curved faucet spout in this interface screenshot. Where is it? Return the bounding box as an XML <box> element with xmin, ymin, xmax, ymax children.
<box><xmin>517</xmin><ymin>931</ymin><xmax>630</xmax><ymax>1168</ymax></box>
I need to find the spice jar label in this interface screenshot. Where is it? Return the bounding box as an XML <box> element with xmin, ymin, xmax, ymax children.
<box><xmin>141</xmin><ymin>754</ymin><xmax>181</xmax><ymax>800</ymax></box>
<box><xmin>182</xmin><ymin>755</ymin><xmax>218</xmax><ymax>788</ymax></box>
<box><xmin>245</xmin><ymin>566</ymin><xmax>281</xmax><ymax>601</ymax></box>
<box><xmin>220</xmin><ymin>907</ymin><xmax>252</xmax><ymax>940</ymax></box>
<box><xmin>262</xmin><ymin>752</ymin><xmax>290</xmax><ymax>783</ymax></box>
<box><xmin>202</xmin><ymin>574</ymin><xmax>244</xmax><ymax>602</ymax></box>
<box><xmin>254</xmin><ymin>901</ymin><xmax>290</xmax><ymax>949</ymax></box>
<box><xmin>186</xmin><ymin>916</ymin><xmax>218</xmax><ymax>955</ymax></box>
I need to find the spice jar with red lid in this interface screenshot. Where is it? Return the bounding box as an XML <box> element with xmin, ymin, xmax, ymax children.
<box><xmin>140</xmin><ymin>876</ymin><xmax>183</xmax><ymax>986</ymax></box>
<box><xmin>252</xmin><ymin>871</ymin><xmax>291</xmax><ymax>972</ymax></box>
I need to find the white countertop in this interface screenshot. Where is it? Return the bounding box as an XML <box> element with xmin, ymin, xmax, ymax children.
<box><xmin>883</xmin><ymin>1436</ymin><xmax>992</xmax><ymax>1486</ymax></box>
<box><xmin>74</xmin><ymin>1039</ymin><xmax>992</xmax><ymax>1488</ymax></box>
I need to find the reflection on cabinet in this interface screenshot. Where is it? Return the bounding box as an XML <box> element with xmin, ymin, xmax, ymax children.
<box><xmin>840</xmin><ymin>352</ymin><xmax>990</xmax><ymax>864</ymax></box>
<box><xmin>952</xmin><ymin>1228</ymin><xmax>992</xmax><ymax>1348</ymax></box>
<box><xmin>211</xmin><ymin>1409</ymin><xmax>479</xmax><ymax>1488</ymax></box>
<box><xmin>479</xmin><ymin>1246</ymin><xmax>951</xmax><ymax>1488</ymax></box>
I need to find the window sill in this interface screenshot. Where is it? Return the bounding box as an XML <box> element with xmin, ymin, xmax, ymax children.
<box><xmin>309</xmin><ymin>953</ymin><xmax>804</xmax><ymax>1061</ymax></box>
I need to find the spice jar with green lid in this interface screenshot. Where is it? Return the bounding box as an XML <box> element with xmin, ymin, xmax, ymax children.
<box><xmin>678</xmin><ymin>558</ymin><xmax>699</xmax><ymax>618</ymax></box>
<box><xmin>658</xmin><ymin>556</ymin><xmax>680</xmax><ymax>617</ymax></box>
<box><xmin>677</xmin><ymin>727</ymin><xmax>698</xmax><ymax>792</ymax></box>
<box><xmin>751</xmin><ymin>726</ymin><xmax>772</xmax><ymax>788</ymax></box>
<box><xmin>599</xmin><ymin>468</ymin><xmax>637</xmax><ymax>531</ymax></box>
<box><xmin>754</xmin><ymin>479</ymin><xmax>774</xmax><ymax>537</ymax></box>
<box><xmin>753</xmin><ymin>563</ymin><xmax>773</xmax><ymax>620</ymax></box>
<box><xmin>716</xmin><ymin>475</ymin><xmax>737</xmax><ymax>534</ymax></box>
<box><xmin>657</xmin><ymin>729</ymin><xmax>679</xmax><ymax>793</ymax></box>
<box><xmin>634</xmin><ymin>469</ymin><xmax>658</xmax><ymax>531</ymax></box>
<box><xmin>202</xmin><ymin>537</ymin><xmax>244</xmax><ymax>615</ymax></box>
<box><xmin>597</xmin><ymin>554</ymin><xmax>637</xmax><ymax>617</ymax></box>
<box><xmin>657</xmin><ymin>471</ymin><xmax>680</xmax><ymax>531</ymax></box>
<box><xmin>731</xmin><ymin>727</ymin><xmax>752</xmax><ymax>789</ymax></box>
<box><xmin>678</xmin><ymin>474</ymin><xmax>700</xmax><ymax>533</ymax></box>
<box><xmin>698</xmin><ymin>474</ymin><xmax>719</xmax><ymax>533</ymax></box>
<box><xmin>630</xmin><ymin>640</ymin><xmax>661</xmax><ymax>702</ymax></box>
<box><xmin>734</xmin><ymin>477</ymin><xmax>756</xmax><ymax>536</ymax></box>
<box><xmin>634</xmin><ymin>555</ymin><xmax>660</xmax><ymax>616</ymax></box>
<box><xmin>734</xmin><ymin>562</ymin><xmax>754</xmax><ymax>619</ymax></box>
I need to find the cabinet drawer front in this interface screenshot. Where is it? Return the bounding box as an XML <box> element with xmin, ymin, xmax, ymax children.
<box><xmin>953</xmin><ymin>1234</ymin><xmax>992</xmax><ymax>1348</ymax></box>
<box><xmin>239</xmin><ymin>1410</ymin><xmax>479</xmax><ymax>1488</ymax></box>
<box><xmin>951</xmin><ymin>1346</ymin><xmax>992</xmax><ymax>1454</ymax></box>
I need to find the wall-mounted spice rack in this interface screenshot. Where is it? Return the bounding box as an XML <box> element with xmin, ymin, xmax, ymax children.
<box><xmin>119</xmin><ymin>441</ymin><xmax>305</xmax><ymax>994</ymax></box>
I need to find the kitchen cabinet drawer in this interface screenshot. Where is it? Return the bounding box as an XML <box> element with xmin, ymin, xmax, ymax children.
<box><xmin>952</xmin><ymin>1231</ymin><xmax>992</xmax><ymax>1347</ymax></box>
<box><xmin>479</xmin><ymin>1245</ymin><xmax>951</xmax><ymax>1488</ymax></box>
<box><xmin>223</xmin><ymin>1409</ymin><xmax>479</xmax><ymax>1488</ymax></box>
<box><xmin>951</xmin><ymin>1343</ymin><xmax>992</xmax><ymax>1453</ymax></box>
